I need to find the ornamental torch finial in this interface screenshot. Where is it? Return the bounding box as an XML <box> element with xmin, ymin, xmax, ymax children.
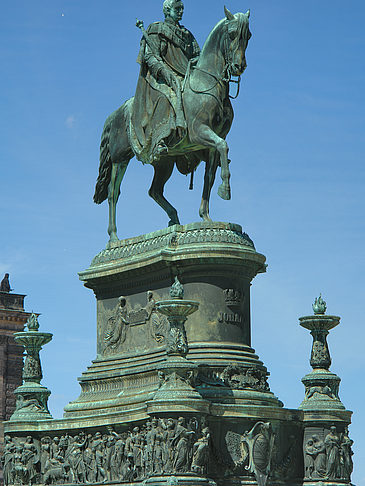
<box><xmin>312</xmin><ymin>294</ymin><xmax>327</xmax><ymax>315</ymax></box>
<box><xmin>27</xmin><ymin>312</ymin><xmax>40</xmax><ymax>331</ymax></box>
<box><xmin>170</xmin><ymin>276</ymin><xmax>184</xmax><ymax>299</ymax></box>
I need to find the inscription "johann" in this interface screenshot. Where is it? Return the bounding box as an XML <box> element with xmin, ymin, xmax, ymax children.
<box><xmin>218</xmin><ymin>312</ymin><xmax>242</xmax><ymax>325</ymax></box>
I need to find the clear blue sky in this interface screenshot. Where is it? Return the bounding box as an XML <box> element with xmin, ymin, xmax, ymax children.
<box><xmin>1</xmin><ymin>1</ymin><xmax>364</xmax><ymax>483</ymax></box>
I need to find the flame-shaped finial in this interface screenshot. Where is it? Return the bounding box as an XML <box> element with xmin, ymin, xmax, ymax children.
<box><xmin>312</xmin><ymin>294</ymin><xmax>327</xmax><ymax>315</ymax></box>
<box><xmin>170</xmin><ymin>276</ymin><xmax>184</xmax><ymax>299</ymax></box>
<box><xmin>27</xmin><ymin>312</ymin><xmax>39</xmax><ymax>331</ymax></box>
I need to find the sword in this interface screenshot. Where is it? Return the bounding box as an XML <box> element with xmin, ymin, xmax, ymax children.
<box><xmin>136</xmin><ymin>19</ymin><xmax>162</xmax><ymax>61</ymax></box>
<box><xmin>136</xmin><ymin>18</ymin><xmax>180</xmax><ymax>91</ymax></box>
<box><xmin>136</xmin><ymin>19</ymin><xmax>185</xmax><ymax>138</ymax></box>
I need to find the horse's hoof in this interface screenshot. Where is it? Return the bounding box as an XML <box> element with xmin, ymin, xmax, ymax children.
<box><xmin>218</xmin><ymin>184</ymin><xmax>231</xmax><ymax>200</ymax></box>
<box><xmin>108</xmin><ymin>233</ymin><xmax>119</xmax><ymax>245</ymax></box>
<box><xmin>168</xmin><ymin>220</ymin><xmax>180</xmax><ymax>227</ymax></box>
<box><xmin>199</xmin><ymin>213</ymin><xmax>212</xmax><ymax>222</ymax></box>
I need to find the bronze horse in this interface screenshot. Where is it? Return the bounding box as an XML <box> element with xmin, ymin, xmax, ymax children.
<box><xmin>94</xmin><ymin>7</ymin><xmax>251</xmax><ymax>242</ymax></box>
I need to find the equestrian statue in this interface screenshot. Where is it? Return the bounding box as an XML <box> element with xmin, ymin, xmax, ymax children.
<box><xmin>94</xmin><ymin>0</ymin><xmax>251</xmax><ymax>242</ymax></box>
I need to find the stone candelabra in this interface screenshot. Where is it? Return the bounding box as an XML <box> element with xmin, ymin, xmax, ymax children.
<box><xmin>148</xmin><ymin>277</ymin><xmax>209</xmax><ymax>415</ymax></box>
<box><xmin>155</xmin><ymin>276</ymin><xmax>199</xmax><ymax>357</ymax></box>
<box><xmin>10</xmin><ymin>313</ymin><xmax>53</xmax><ymax>421</ymax></box>
<box><xmin>299</xmin><ymin>295</ymin><xmax>344</xmax><ymax>411</ymax></box>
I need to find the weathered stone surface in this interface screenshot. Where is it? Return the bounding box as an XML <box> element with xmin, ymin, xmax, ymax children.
<box><xmin>10</xmin><ymin>314</ymin><xmax>53</xmax><ymax>422</ymax></box>
<box><xmin>63</xmin><ymin>223</ymin><xmax>278</xmax><ymax>422</ymax></box>
<box><xmin>1</xmin><ymin>0</ymin><xmax>355</xmax><ymax>482</ymax></box>
<box><xmin>3</xmin><ymin>222</ymin><xmax>305</xmax><ymax>485</ymax></box>
<box><xmin>3</xmin><ymin>232</ymin><xmax>355</xmax><ymax>486</ymax></box>
<box><xmin>299</xmin><ymin>297</ymin><xmax>353</xmax><ymax>484</ymax></box>
<box><xmin>0</xmin><ymin>287</ymin><xmax>33</xmax><ymax>484</ymax></box>
<box><xmin>2</xmin><ymin>417</ymin><xmax>307</xmax><ymax>486</ymax></box>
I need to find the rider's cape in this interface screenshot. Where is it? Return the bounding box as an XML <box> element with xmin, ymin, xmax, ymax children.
<box><xmin>129</xmin><ymin>20</ymin><xmax>201</xmax><ymax>168</ymax></box>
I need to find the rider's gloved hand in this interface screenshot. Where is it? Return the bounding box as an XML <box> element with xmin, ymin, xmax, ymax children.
<box><xmin>160</xmin><ymin>66</ymin><xmax>176</xmax><ymax>87</ymax></box>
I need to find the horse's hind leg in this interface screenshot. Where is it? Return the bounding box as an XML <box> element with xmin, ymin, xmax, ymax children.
<box><xmin>108</xmin><ymin>162</ymin><xmax>129</xmax><ymax>242</ymax></box>
<box><xmin>200</xmin><ymin>149</ymin><xmax>219</xmax><ymax>221</ymax></box>
<box><xmin>149</xmin><ymin>160</ymin><xmax>180</xmax><ymax>226</ymax></box>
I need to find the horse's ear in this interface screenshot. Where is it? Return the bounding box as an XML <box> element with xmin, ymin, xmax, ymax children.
<box><xmin>224</xmin><ymin>6</ymin><xmax>235</xmax><ymax>21</ymax></box>
<box><xmin>246</xmin><ymin>9</ymin><xmax>250</xmax><ymax>18</ymax></box>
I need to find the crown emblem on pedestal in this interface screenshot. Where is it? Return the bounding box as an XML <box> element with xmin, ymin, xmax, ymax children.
<box><xmin>224</xmin><ymin>289</ymin><xmax>242</xmax><ymax>307</ymax></box>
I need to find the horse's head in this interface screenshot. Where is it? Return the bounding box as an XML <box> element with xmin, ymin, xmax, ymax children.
<box><xmin>223</xmin><ymin>6</ymin><xmax>251</xmax><ymax>77</ymax></box>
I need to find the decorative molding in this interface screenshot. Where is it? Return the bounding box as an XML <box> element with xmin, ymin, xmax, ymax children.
<box><xmin>222</xmin><ymin>366</ymin><xmax>270</xmax><ymax>392</ymax></box>
<box><xmin>89</xmin><ymin>224</ymin><xmax>255</xmax><ymax>267</ymax></box>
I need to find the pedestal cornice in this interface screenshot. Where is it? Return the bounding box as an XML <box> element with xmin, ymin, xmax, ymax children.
<box><xmin>79</xmin><ymin>222</ymin><xmax>266</xmax><ymax>292</ymax></box>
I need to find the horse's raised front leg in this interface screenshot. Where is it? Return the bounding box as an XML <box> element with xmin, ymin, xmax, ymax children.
<box><xmin>199</xmin><ymin>149</ymin><xmax>219</xmax><ymax>221</ymax></box>
<box><xmin>149</xmin><ymin>160</ymin><xmax>180</xmax><ymax>227</ymax></box>
<box><xmin>108</xmin><ymin>162</ymin><xmax>128</xmax><ymax>242</ymax></box>
<box><xmin>191</xmin><ymin>125</ymin><xmax>231</xmax><ymax>201</ymax></box>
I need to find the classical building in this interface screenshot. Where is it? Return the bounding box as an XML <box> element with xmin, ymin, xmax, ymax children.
<box><xmin>0</xmin><ymin>275</ymin><xmax>30</xmax><ymax>446</ymax></box>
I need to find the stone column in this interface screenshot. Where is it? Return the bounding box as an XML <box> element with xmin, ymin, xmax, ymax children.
<box><xmin>147</xmin><ymin>276</ymin><xmax>209</xmax><ymax>415</ymax></box>
<box><xmin>10</xmin><ymin>313</ymin><xmax>53</xmax><ymax>422</ymax></box>
<box><xmin>299</xmin><ymin>295</ymin><xmax>353</xmax><ymax>484</ymax></box>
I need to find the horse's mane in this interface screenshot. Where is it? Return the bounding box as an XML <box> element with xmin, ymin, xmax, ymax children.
<box><xmin>200</xmin><ymin>18</ymin><xmax>226</xmax><ymax>58</ymax></box>
<box><xmin>200</xmin><ymin>13</ymin><xmax>247</xmax><ymax>59</ymax></box>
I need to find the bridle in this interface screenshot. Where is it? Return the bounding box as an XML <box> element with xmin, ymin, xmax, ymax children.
<box><xmin>186</xmin><ymin>17</ymin><xmax>247</xmax><ymax>100</ymax></box>
<box><xmin>222</xmin><ymin>18</ymin><xmax>245</xmax><ymax>99</ymax></box>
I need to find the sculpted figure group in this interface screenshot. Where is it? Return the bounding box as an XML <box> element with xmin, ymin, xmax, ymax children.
<box><xmin>2</xmin><ymin>417</ymin><xmax>210</xmax><ymax>485</ymax></box>
<box><xmin>103</xmin><ymin>292</ymin><xmax>167</xmax><ymax>355</ymax></box>
<box><xmin>3</xmin><ymin>436</ymin><xmax>38</xmax><ymax>486</ymax></box>
<box><xmin>304</xmin><ymin>426</ymin><xmax>353</xmax><ymax>481</ymax></box>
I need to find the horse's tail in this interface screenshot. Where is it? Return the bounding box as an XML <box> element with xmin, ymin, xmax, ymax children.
<box><xmin>93</xmin><ymin>114</ymin><xmax>114</xmax><ymax>204</ymax></box>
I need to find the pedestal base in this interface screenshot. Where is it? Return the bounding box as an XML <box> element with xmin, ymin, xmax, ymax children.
<box><xmin>3</xmin><ymin>223</ymin><xmax>354</xmax><ymax>486</ymax></box>
<box><xmin>299</xmin><ymin>370</ymin><xmax>345</xmax><ymax>411</ymax></box>
<box><xmin>147</xmin><ymin>356</ymin><xmax>210</xmax><ymax>415</ymax></box>
<box><xmin>10</xmin><ymin>382</ymin><xmax>52</xmax><ymax>421</ymax></box>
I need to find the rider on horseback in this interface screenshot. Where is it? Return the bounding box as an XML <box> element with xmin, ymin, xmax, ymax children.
<box><xmin>130</xmin><ymin>0</ymin><xmax>200</xmax><ymax>164</ymax></box>
<box><xmin>94</xmin><ymin>4</ymin><xmax>251</xmax><ymax>241</ymax></box>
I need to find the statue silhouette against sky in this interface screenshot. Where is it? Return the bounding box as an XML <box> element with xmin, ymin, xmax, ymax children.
<box><xmin>94</xmin><ymin>2</ymin><xmax>251</xmax><ymax>241</ymax></box>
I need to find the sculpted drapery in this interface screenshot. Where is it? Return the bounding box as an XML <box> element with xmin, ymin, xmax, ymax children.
<box><xmin>130</xmin><ymin>1</ymin><xmax>200</xmax><ymax>165</ymax></box>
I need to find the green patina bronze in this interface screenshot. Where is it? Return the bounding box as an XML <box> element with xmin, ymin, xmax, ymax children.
<box><xmin>298</xmin><ymin>298</ymin><xmax>353</xmax><ymax>482</ymax></box>
<box><xmin>312</xmin><ymin>294</ymin><xmax>327</xmax><ymax>315</ymax></box>
<box><xmin>2</xmin><ymin>3</ymin><xmax>355</xmax><ymax>486</ymax></box>
<box><xmin>10</xmin><ymin>314</ymin><xmax>53</xmax><ymax>422</ymax></box>
<box><xmin>299</xmin><ymin>297</ymin><xmax>345</xmax><ymax>413</ymax></box>
<box><xmin>93</xmin><ymin>1</ymin><xmax>251</xmax><ymax>242</ymax></box>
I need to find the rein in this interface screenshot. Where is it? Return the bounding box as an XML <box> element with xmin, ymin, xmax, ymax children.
<box><xmin>186</xmin><ymin>62</ymin><xmax>241</xmax><ymax>99</ymax></box>
<box><xmin>228</xmin><ymin>72</ymin><xmax>241</xmax><ymax>99</ymax></box>
<box><xmin>223</xmin><ymin>18</ymin><xmax>243</xmax><ymax>99</ymax></box>
<box><xmin>184</xmin><ymin>21</ymin><xmax>243</xmax><ymax>99</ymax></box>
<box><xmin>188</xmin><ymin>64</ymin><xmax>225</xmax><ymax>94</ymax></box>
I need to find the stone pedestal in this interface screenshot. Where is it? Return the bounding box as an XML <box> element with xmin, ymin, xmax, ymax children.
<box><xmin>10</xmin><ymin>313</ymin><xmax>53</xmax><ymax>422</ymax></box>
<box><xmin>2</xmin><ymin>224</ymin><xmax>353</xmax><ymax>486</ymax></box>
<box><xmin>64</xmin><ymin>222</ymin><xmax>282</xmax><ymax>423</ymax></box>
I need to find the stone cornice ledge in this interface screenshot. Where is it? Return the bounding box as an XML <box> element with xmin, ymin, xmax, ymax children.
<box><xmin>80</xmin><ymin>222</ymin><xmax>266</xmax><ymax>282</ymax></box>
